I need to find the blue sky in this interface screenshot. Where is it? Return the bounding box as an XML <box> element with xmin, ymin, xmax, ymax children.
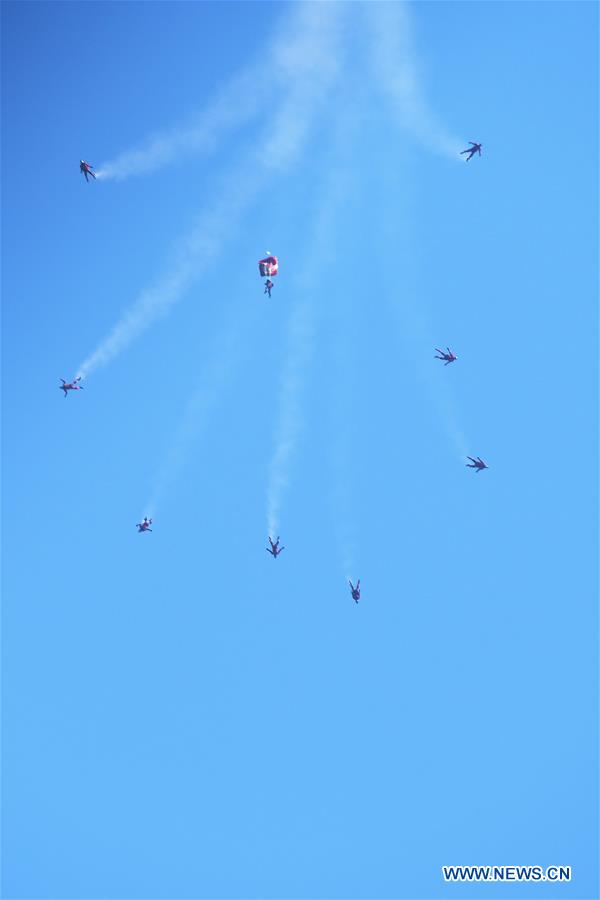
<box><xmin>2</xmin><ymin>2</ymin><xmax>598</xmax><ymax>898</ymax></box>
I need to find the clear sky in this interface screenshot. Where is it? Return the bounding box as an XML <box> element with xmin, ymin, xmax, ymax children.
<box><xmin>2</xmin><ymin>2</ymin><xmax>598</xmax><ymax>898</ymax></box>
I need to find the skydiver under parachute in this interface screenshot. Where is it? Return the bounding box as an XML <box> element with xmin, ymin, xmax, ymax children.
<box><xmin>259</xmin><ymin>254</ymin><xmax>278</xmax><ymax>298</ymax></box>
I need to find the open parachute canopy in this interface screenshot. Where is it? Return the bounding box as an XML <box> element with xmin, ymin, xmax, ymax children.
<box><xmin>258</xmin><ymin>255</ymin><xmax>278</xmax><ymax>278</ymax></box>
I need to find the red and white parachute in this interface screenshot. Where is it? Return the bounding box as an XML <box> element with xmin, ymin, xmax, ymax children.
<box><xmin>258</xmin><ymin>254</ymin><xmax>279</xmax><ymax>278</ymax></box>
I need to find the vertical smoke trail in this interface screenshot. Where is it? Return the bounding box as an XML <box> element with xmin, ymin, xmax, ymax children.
<box><xmin>77</xmin><ymin>3</ymin><xmax>345</xmax><ymax>381</ymax></box>
<box><xmin>265</xmin><ymin>108</ymin><xmax>356</xmax><ymax>540</ymax></box>
<box><xmin>329</xmin><ymin>336</ymin><xmax>359</xmax><ymax>582</ymax></box>
<box><xmin>265</xmin><ymin>295</ymin><xmax>316</xmax><ymax>539</ymax></box>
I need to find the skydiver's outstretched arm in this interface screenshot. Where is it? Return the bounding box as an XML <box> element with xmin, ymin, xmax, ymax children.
<box><xmin>266</xmin><ymin>547</ymin><xmax>274</xmax><ymax>555</ymax></box>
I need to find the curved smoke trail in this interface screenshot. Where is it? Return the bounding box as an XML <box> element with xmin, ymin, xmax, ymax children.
<box><xmin>96</xmin><ymin>3</ymin><xmax>345</xmax><ymax>182</ymax></box>
<box><xmin>366</xmin><ymin>1</ymin><xmax>463</xmax><ymax>159</ymax></box>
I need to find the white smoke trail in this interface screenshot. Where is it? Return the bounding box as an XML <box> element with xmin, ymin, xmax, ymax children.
<box><xmin>96</xmin><ymin>3</ymin><xmax>344</xmax><ymax>181</ymax></box>
<box><xmin>144</xmin><ymin>298</ymin><xmax>259</xmax><ymax>519</ymax></box>
<box><xmin>330</xmin><ymin>396</ymin><xmax>359</xmax><ymax>582</ymax></box>
<box><xmin>366</xmin><ymin>1</ymin><xmax>463</xmax><ymax>159</ymax></box>
<box><xmin>266</xmin><ymin>297</ymin><xmax>316</xmax><ymax>539</ymax></box>
<box><xmin>265</xmin><ymin>119</ymin><xmax>354</xmax><ymax>540</ymax></box>
<box><xmin>77</xmin><ymin>3</ymin><xmax>345</xmax><ymax>381</ymax></box>
<box><xmin>76</xmin><ymin>171</ymin><xmax>253</xmax><ymax>380</ymax></box>
<box><xmin>376</xmin><ymin>216</ymin><xmax>470</xmax><ymax>461</ymax></box>
<box><xmin>377</xmin><ymin>217</ymin><xmax>469</xmax><ymax>461</ymax></box>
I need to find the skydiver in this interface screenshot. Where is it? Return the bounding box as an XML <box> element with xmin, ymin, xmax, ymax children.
<box><xmin>460</xmin><ymin>142</ymin><xmax>482</xmax><ymax>161</ymax></box>
<box><xmin>435</xmin><ymin>347</ymin><xmax>457</xmax><ymax>365</ymax></box>
<box><xmin>80</xmin><ymin>160</ymin><xmax>96</xmax><ymax>181</ymax></box>
<box><xmin>137</xmin><ymin>517</ymin><xmax>153</xmax><ymax>532</ymax></box>
<box><xmin>59</xmin><ymin>377</ymin><xmax>84</xmax><ymax>397</ymax></box>
<box><xmin>264</xmin><ymin>279</ymin><xmax>274</xmax><ymax>298</ymax></box>
<box><xmin>349</xmin><ymin>579</ymin><xmax>361</xmax><ymax>603</ymax></box>
<box><xmin>267</xmin><ymin>536</ymin><xmax>284</xmax><ymax>558</ymax></box>
<box><xmin>466</xmin><ymin>456</ymin><xmax>488</xmax><ymax>473</ymax></box>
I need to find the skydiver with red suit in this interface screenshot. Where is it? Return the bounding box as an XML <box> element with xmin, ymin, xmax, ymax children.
<box><xmin>80</xmin><ymin>160</ymin><xmax>96</xmax><ymax>181</ymax></box>
<box><xmin>59</xmin><ymin>377</ymin><xmax>84</xmax><ymax>397</ymax></box>
<box><xmin>435</xmin><ymin>347</ymin><xmax>457</xmax><ymax>365</ymax></box>
<box><xmin>267</xmin><ymin>536</ymin><xmax>284</xmax><ymax>558</ymax></box>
